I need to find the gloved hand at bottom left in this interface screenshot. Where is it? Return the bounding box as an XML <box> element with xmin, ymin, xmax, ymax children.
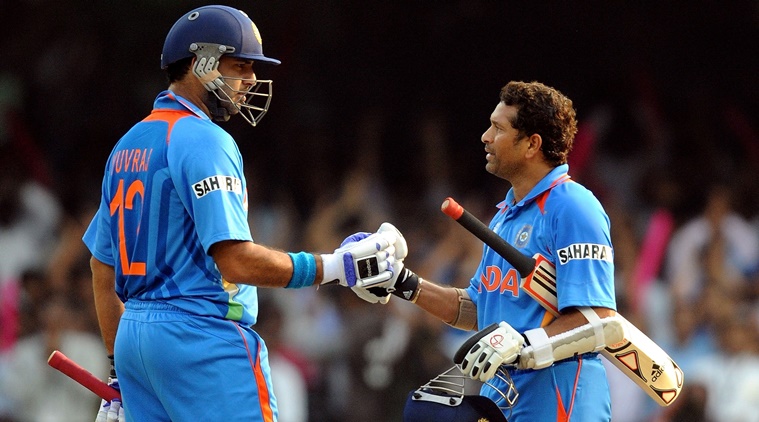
<box><xmin>95</xmin><ymin>355</ymin><xmax>125</xmax><ymax>422</ymax></box>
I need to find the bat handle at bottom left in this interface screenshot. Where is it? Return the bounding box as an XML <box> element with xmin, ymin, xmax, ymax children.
<box><xmin>47</xmin><ymin>350</ymin><xmax>122</xmax><ymax>401</ymax></box>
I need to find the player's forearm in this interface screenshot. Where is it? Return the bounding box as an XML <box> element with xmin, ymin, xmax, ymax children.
<box><xmin>412</xmin><ymin>279</ymin><xmax>462</xmax><ymax>326</ymax></box>
<box><xmin>211</xmin><ymin>240</ymin><xmax>304</xmax><ymax>288</ymax></box>
<box><xmin>543</xmin><ymin>306</ymin><xmax>616</xmax><ymax>337</ymax></box>
<box><xmin>91</xmin><ymin>256</ymin><xmax>124</xmax><ymax>355</ymax></box>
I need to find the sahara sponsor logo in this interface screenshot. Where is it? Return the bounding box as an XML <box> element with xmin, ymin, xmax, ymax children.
<box><xmin>193</xmin><ymin>175</ymin><xmax>242</xmax><ymax>198</ymax></box>
<box><xmin>557</xmin><ymin>243</ymin><xmax>613</xmax><ymax>265</ymax></box>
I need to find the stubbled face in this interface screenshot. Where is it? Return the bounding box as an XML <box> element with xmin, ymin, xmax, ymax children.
<box><xmin>216</xmin><ymin>57</ymin><xmax>256</xmax><ymax>114</ymax></box>
<box><xmin>481</xmin><ymin>102</ymin><xmax>528</xmax><ymax>180</ymax></box>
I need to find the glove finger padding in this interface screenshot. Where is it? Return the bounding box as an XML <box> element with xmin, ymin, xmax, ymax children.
<box><xmin>378</xmin><ymin>222</ymin><xmax>407</xmax><ymax>261</ymax></box>
<box><xmin>96</xmin><ymin>399</ymin><xmax>124</xmax><ymax>422</ymax></box>
<box><xmin>95</xmin><ymin>365</ymin><xmax>123</xmax><ymax>422</ymax></box>
<box><xmin>95</xmin><ymin>399</ymin><xmax>109</xmax><ymax>422</ymax></box>
<box><xmin>107</xmin><ymin>399</ymin><xmax>125</xmax><ymax>422</ymax></box>
<box><xmin>343</xmin><ymin>223</ymin><xmax>408</xmax><ymax>303</ymax></box>
<box><xmin>459</xmin><ymin>321</ymin><xmax>525</xmax><ymax>382</ymax></box>
<box><xmin>324</xmin><ymin>232</ymin><xmax>396</xmax><ymax>287</ymax></box>
<box><xmin>350</xmin><ymin>223</ymin><xmax>405</xmax><ymax>284</ymax></box>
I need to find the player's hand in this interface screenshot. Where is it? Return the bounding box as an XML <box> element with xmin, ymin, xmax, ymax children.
<box><xmin>95</xmin><ymin>358</ymin><xmax>125</xmax><ymax>422</ymax></box>
<box><xmin>333</xmin><ymin>230</ymin><xmax>388</xmax><ymax>304</ymax></box>
<box><xmin>320</xmin><ymin>227</ymin><xmax>398</xmax><ymax>288</ymax></box>
<box><xmin>348</xmin><ymin>223</ymin><xmax>411</xmax><ymax>304</ymax></box>
<box><xmin>456</xmin><ymin>321</ymin><xmax>525</xmax><ymax>382</ymax></box>
<box><xmin>378</xmin><ymin>222</ymin><xmax>408</xmax><ymax>262</ymax></box>
<box><xmin>96</xmin><ymin>396</ymin><xmax>124</xmax><ymax>422</ymax></box>
<box><xmin>363</xmin><ymin>223</ymin><xmax>421</xmax><ymax>303</ymax></box>
<box><xmin>360</xmin><ymin>266</ymin><xmax>421</xmax><ymax>302</ymax></box>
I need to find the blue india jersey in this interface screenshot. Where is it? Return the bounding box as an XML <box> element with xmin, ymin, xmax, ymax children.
<box><xmin>466</xmin><ymin>164</ymin><xmax>616</xmax><ymax>332</ymax></box>
<box><xmin>83</xmin><ymin>91</ymin><xmax>258</xmax><ymax>325</ymax></box>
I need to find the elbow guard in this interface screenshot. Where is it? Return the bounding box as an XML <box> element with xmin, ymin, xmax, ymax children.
<box><xmin>518</xmin><ymin>307</ymin><xmax>626</xmax><ymax>370</ymax></box>
<box><xmin>446</xmin><ymin>288</ymin><xmax>478</xmax><ymax>331</ymax></box>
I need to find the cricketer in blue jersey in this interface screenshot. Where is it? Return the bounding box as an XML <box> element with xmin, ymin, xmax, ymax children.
<box><xmin>83</xmin><ymin>5</ymin><xmax>399</xmax><ymax>422</ymax></box>
<box><xmin>357</xmin><ymin>81</ymin><xmax>617</xmax><ymax>421</ymax></box>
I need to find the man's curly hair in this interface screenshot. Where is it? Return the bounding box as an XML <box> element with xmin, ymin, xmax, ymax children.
<box><xmin>499</xmin><ymin>81</ymin><xmax>577</xmax><ymax>166</ymax></box>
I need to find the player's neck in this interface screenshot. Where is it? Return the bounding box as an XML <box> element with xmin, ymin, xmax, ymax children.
<box><xmin>168</xmin><ymin>80</ymin><xmax>212</xmax><ymax>118</ymax></box>
<box><xmin>510</xmin><ymin>163</ymin><xmax>553</xmax><ymax>203</ymax></box>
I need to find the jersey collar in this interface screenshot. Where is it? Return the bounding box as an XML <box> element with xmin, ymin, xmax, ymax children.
<box><xmin>498</xmin><ymin>164</ymin><xmax>570</xmax><ymax>211</ymax></box>
<box><xmin>153</xmin><ymin>90</ymin><xmax>212</xmax><ymax>121</ymax></box>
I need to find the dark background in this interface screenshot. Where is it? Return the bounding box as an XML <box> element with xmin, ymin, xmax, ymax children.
<box><xmin>3</xmin><ymin>0</ymin><xmax>759</xmax><ymax>221</ymax></box>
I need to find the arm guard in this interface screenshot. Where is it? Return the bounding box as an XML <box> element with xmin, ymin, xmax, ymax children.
<box><xmin>518</xmin><ymin>307</ymin><xmax>626</xmax><ymax>370</ymax></box>
<box><xmin>446</xmin><ymin>288</ymin><xmax>478</xmax><ymax>331</ymax></box>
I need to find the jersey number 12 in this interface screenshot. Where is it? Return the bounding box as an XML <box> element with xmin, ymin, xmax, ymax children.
<box><xmin>109</xmin><ymin>179</ymin><xmax>146</xmax><ymax>276</ymax></box>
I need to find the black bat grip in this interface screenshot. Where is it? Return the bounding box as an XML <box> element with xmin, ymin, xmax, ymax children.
<box><xmin>442</xmin><ymin>197</ymin><xmax>536</xmax><ymax>277</ymax></box>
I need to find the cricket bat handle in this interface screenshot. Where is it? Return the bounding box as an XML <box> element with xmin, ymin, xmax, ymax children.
<box><xmin>48</xmin><ymin>350</ymin><xmax>121</xmax><ymax>401</ymax></box>
<box><xmin>441</xmin><ymin>197</ymin><xmax>536</xmax><ymax>276</ymax></box>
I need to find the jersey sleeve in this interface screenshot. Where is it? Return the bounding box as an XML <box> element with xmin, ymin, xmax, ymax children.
<box><xmin>466</xmin><ymin>276</ymin><xmax>480</xmax><ymax>308</ymax></box>
<box><xmin>550</xmin><ymin>186</ymin><xmax>616</xmax><ymax>311</ymax></box>
<box><xmin>167</xmin><ymin>122</ymin><xmax>252</xmax><ymax>254</ymax></box>
<box><xmin>82</xmin><ymin>172</ymin><xmax>115</xmax><ymax>266</ymax></box>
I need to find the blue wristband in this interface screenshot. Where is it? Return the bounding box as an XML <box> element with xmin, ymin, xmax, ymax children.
<box><xmin>286</xmin><ymin>252</ymin><xmax>317</xmax><ymax>289</ymax></box>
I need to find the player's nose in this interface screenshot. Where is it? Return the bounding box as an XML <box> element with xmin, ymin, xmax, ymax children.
<box><xmin>481</xmin><ymin>128</ymin><xmax>492</xmax><ymax>143</ymax></box>
<box><xmin>245</xmin><ymin>73</ymin><xmax>257</xmax><ymax>87</ymax></box>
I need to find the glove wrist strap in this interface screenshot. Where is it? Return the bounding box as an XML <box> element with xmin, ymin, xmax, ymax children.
<box><xmin>390</xmin><ymin>269</ymin><xmax>420</xmax><ymax>301</ymax></box>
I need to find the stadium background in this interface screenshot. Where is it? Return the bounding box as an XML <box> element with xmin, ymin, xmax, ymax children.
<box><xmin>1</xmin><ymin>1</ymin><xmax>758</xmax><ymax>421</ymax></box>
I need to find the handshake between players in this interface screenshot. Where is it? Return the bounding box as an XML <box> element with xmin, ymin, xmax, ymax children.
<box><xmin>335</xmin><ymin>222</ymin><xmax>418</xmax><ymax>305</ymax></box>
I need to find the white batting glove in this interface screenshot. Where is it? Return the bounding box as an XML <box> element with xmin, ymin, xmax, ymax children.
<box><xmin>458</xmin><ymin>321</ymin><xmax>525</xmax><ymax>382</ymax></box>
<box><xmin>321</xmin><ymin>231</ymin><xmax>397</xmax><ymax>288</ymax></box>
<box><xmin>96</xmin><ymin>397</ymin><xmax>125</xmax><ymax>422</ymax></box>
<box><xmin>378</xmin><ymin>222</ymin><xmax>407</xmax><ymax>262</ymax></box>
<box><xmin>95</xmin><ymin>356</ymin><xmax>124</xmax><ymax>422</ymax></box>
<box><xmin>350</xmin><ymin>223</ymin><xmax>408</xmax><ymax>304</ymax></box>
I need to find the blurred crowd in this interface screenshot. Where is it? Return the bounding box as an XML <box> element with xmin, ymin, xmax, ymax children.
<box><xmin>1</xmin><ymin>1</ymin><xmax>759</xmax><ymax>421</ymax></box>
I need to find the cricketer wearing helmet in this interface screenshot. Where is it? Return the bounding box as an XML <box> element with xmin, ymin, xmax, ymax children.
<box><xmin>84</xmin><ymin>5</ymin><xmax>399</xmax><ymax>422</ymax></box>
<box><xmin>356</xmin><ymin>81</ymin><xmax>618</xmax><ymax>421</ymax></box>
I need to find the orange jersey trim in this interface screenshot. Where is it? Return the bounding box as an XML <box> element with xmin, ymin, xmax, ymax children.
<box><xmin>233</xmin><ymin>322</ymin><xmax>275</xmax><ymax>422</ymax></box>
<box><xmin>536</xmin><ymin>173</ymin><xmax>572</xmax><ymax>214</ymax></box>
<box><xmin>142</xmin><ymin>108</ymin><xmax>197</xmax><ymax>144</ymax></box>
<box><xmin>554</xmin><ymin>356</ymin><xmax>583</xmax><ymax>422</ymax></box>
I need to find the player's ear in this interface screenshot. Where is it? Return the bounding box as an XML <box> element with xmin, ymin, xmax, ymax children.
<box><xmin>525</xmin><ymin>133</ymin><xmax>543</xmax><ymax>157</ymax></box>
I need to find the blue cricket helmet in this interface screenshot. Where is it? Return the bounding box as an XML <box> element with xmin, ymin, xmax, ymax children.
<box><xmin>403</xmin><ymin>390</ymin><xmax>508</xmax><ymax>422</ymax></box>
<box><xmin>161</xmin><ymin>5</ymin><xmax>280</xmax><ymax>68</ymax></box>
<box><xmin>402</xmin><ymin>366</ymin><xmax>514</xmax><ymax>422</ymax></box>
